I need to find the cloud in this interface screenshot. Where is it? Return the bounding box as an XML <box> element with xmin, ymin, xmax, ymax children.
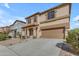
<box><xmin>0</xmin><ymin>9</ymin><xmax>25</xmax><ymax>27</ymax></box>
<box><xmin>0</xmin><ymin>9</ymin><xmax>13</xmax><ymax>27</ymax></box>
<box><xmin>4</xmin><ymin>3</ymin><xmax>10</xmax><ymax>8</ymax></box>
<box><xmin>75</xmin><ymin>23</ymin><xmax>79</xmax><ymax>26</ymax></box>
<box><xmin>71</xmin><ymin>15</ymin><xmax>79</xmax><ymax>29</ymax></box>
<box><xmin>73</xmin><ymin>15</ymin><xmax>79</xmax><ymax>22</ymax></box>
<box><xmin>71</xmin><ymin>23</ymin><xmax>79</xmax><ymax>29</ymax></box>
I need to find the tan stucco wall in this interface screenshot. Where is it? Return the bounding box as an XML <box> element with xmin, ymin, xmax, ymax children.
<box><xmin>27</xmin><ymin>15</ymin><xmax>40</xmax><ymax>24</ymax></box>
<box><xmin>55</xmin><ymin>4</ymin><xmax>69</xmax><ymax>18</ymax></box>
<box><xmin>38</xmin><ymin>17</ymin><xmax>70</xmax><ymax>38</ymax></box>
<box><xmin>39</xmin><ymin>4</ymin><xmax>70</xmax><ymax>22</ymax></box>
<box><xmin>40</xmin><ymin>18</ymin><xmax>69</xmax><ymax>27</ymax></box>
<box><xmin>39</xmin><ymin>13</ymin><xmax>47</xmax><ymax>22</ymax></box>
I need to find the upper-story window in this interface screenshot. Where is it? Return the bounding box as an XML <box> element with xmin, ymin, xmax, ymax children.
<box><xmin>34</xmin><ymin>16</ymin><xmax>37</xmax><ymax>22</ymax></box>
<box><xmin>48</xmin><ymin>11</ymin><xmax>55</xmax><ymax>19</ymax></box>
<box><xmin>28</xmin><ymin>19</ymin><xmax>31</xmax><ymax>24</ymax></box>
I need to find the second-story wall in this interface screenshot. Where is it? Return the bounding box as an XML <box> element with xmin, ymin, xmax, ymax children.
<box><xmin>26</xmin><ymin>3</ymin><xmax>71</xmax><ymax>25</ymax></box>
<box><xmin>39</xmin><ymin>3</ymin><xmax>70</xmax><ymax>22</ymax></box>
<box><xmin>26</xmin><ymin>14</ymin><xmax>40</xmax><ymax>25</ymax></box>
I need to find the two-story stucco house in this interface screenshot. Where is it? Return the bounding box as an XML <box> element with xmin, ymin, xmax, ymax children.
<box><xmin>22</xmin><ymin>3</ymin><xmax>71</xmax><ymax>39</ymax></box>
<box><xmin>8</xmin><ymin>20</ymin><xmax>26</xmax><ymax>38</ymax></box>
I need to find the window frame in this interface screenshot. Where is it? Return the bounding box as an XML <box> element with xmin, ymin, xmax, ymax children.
<box><xmin>28</xmin><ymin>19</ymin><xmax>31</xmax><ymax>24</ymax></box>
<box><xmin>34</xmin><ymin>16</ymin><xmax>37</xmax><ymax>22</ymax></box>
<box><xmin>48</xmin><ymin>11</ymin><xmax>55</xmax><ymax>19</ymax></box>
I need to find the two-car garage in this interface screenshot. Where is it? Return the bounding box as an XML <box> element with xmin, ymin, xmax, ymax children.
<box><xmin>41</xmin><ymin>27</ymin><xmax>65</xmax><ymax>39</ymax></box>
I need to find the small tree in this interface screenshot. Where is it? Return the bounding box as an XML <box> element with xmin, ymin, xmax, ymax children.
<box><xmin>66</xmin><ymin>28</ymin><xmax>79</xmax><ymax>49</ymax></box>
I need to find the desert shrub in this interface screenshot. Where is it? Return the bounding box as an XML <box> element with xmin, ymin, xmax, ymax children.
<box><xmin>66</xmin><ymin>28</ymin><xmax>79</xmax><ymax>55</ymax></box>
<box><xmin>8</xmin><ymin>36</ymin><xmax>12</xmax><ymax>38</ymax></box>
<box><xmin>66</xmin><ymin>28</ymin><xmax>79</xmax><ymax>49</ymax></box>
<box><xmin>0</xmin><ymin>33</ymin><xmax>8</xmax><ymax>41</ymax></box>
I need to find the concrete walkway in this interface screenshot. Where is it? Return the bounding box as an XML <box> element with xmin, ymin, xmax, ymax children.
<box><xmin>0</xmin><ymin>38</ymin><xmax>73</xmax><ymax>56</ymax></box>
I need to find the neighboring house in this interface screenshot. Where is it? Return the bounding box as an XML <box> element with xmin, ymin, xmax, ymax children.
<box><xmin>0</xmin><ymin>26</ymin><xmax>10</xmax><ymax>33</ymax></box>
<box><xmin>22</xmin><ymin>3</ymin><xmax>71</xmax><ymax>39</ymax></box>
<box><xmin>8</xmin><ymin>20</ymin><xmax>26</xmax><ymax>38</ymax></box>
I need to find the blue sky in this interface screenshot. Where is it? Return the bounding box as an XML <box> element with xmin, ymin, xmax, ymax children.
<box><xmin>0</xmin><ymin>3</ymin><xmax>79</xmax><ymax>29</ymax></box>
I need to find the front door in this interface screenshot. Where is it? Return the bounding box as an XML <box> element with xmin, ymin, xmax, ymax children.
<box><xmin>29</xmin><ymin>28</ymin><xmax>33</xmax><ymax>36</ymax></box>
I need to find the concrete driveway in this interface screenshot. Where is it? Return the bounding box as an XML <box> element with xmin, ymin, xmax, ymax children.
<box><xmin>0</xmin><ymin>38</ymin><xmax>66</xmax><ymax>56</ymax></box>
<box><xmin>0</xmin><ymin>45</ymin><xmax>17</xmax><ymax>56</ymax></box>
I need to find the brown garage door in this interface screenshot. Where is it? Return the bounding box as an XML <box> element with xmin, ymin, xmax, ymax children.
<box><xmin>41</xmin><ymin>28</ymin><xmax>65</xmax><ymax>39</ymax></box>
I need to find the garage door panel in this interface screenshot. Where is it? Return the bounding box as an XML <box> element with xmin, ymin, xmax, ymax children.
<box><xmin>41</xmin><ymin>28</ymin><xmax>64</xmax><ymax>39</ymax></box>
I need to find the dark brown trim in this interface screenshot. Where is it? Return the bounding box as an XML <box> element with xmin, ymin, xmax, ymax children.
<box><xmin>63</xmin><ymin>27</ymin><xmax>65</xmax><ymax>39</ymax></box>
<box><xmin>22</xmin><ymin>24</ymin><xmax>39</xmax><ymax>28</ymax></box>
<box><xmin>25</xmin><ymin>25</ymin><xmax>38</xmax><ymax>28</ymax></box>
<box><xmin>69</xmin><ymin>3</ymin><xmax>72</xmax><ymax>22</ymax></box>
<box><xmin>25</xmin><ymin>12</ymin><xmax>40</xmax><ymax>19</ymax></box>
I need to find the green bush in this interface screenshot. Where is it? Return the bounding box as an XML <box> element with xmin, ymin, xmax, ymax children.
<box><xmin>66</xmin><ymin>28</ymin><xmax>79</xmax><ymax>49</ymax></box>
<box><xmin>0</xmin><ymin>33</ymin><xmax>8</xmax><ymax>41</ymax></box>
<box><xmin>8</xmin><ymin>36</ymin><xmax>12</xmax><ymax>38</ymax></box>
